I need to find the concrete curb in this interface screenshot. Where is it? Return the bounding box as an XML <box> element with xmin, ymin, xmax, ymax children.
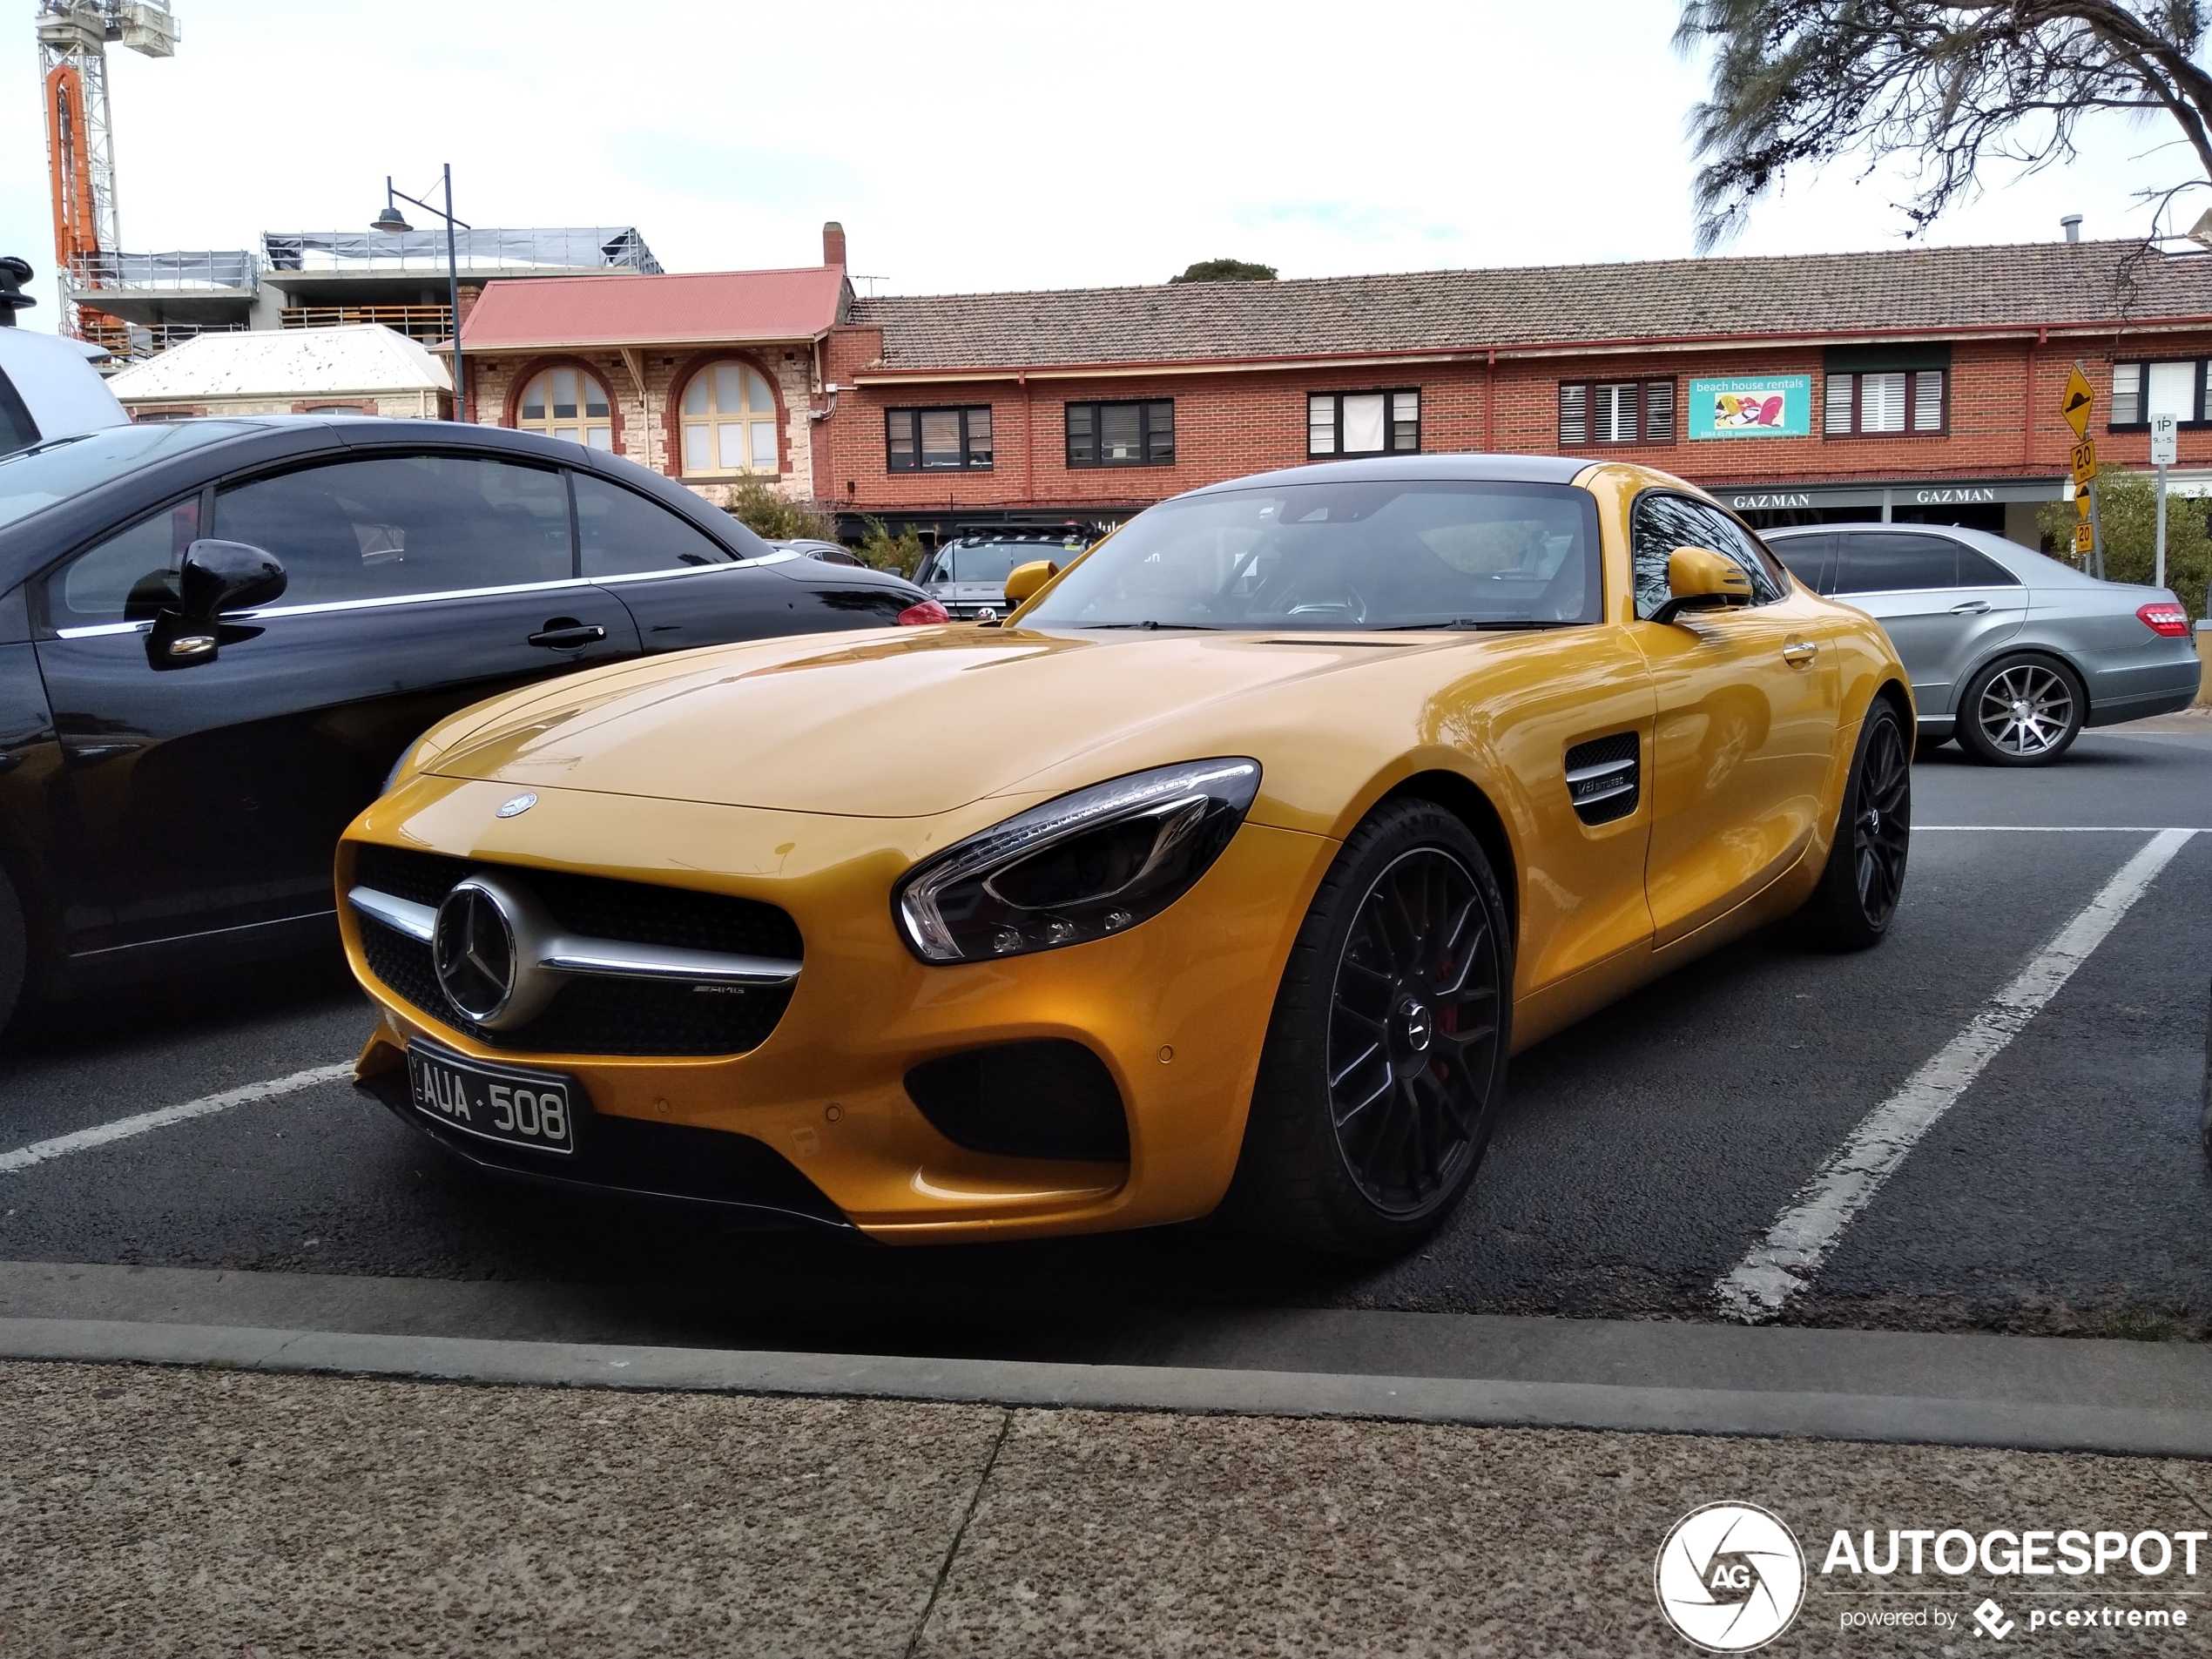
<box><xmin>4</xmin><ymin>1314</ymin><xmax>2210</xmax><ymax>1458</ymax></box>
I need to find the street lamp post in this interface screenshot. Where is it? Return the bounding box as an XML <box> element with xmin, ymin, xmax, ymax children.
<box><xmin>372</xmin><ymin>165</ymin><xmax>469</xmax><ymax>416</ymax></box>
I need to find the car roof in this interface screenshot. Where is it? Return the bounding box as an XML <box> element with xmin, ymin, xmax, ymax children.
<box><xmin>1763</xmin><ymin>519</ymin><xmax>2104</xmax><ymax>588</ymax></box>
<box><xmin>1178</xmin><ymin>453</ymin><xmax>1590</xmax><ymax>499</ymax></box>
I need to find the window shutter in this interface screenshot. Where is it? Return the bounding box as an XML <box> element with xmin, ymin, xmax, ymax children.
<box><xmin>1144</xmin><ymin>401</ymin><xmax>1175</xmax><ymax>463</ymax></box>
<box><xmin>1592</xmin><ymin>383</ymin><xmax>1637</xmax><ymax>443</ymax></box>
<box><xmin>1824</xmin><ymin>374</ymin><xmax>1855</xmax><ymax>435</ymax></box>
<box><xmin>1558</xmin><ymin>383</ymin><xmax>1588</xmax><ymax>446</ymax></box>
<box><xmin>1065</xmin><ymin>403</ymin><xmax>1096</xmax><ymax>466</ymax></box>
<box><xmin>2111</xmin><ymin>363</ymin><xmax>2141</xmax><ymax>426</ymax></box>
<box><xmin>967</xmin><ymin>408</ymin><xmax>994</xmax><ymax>468</ymax></box>
<box><xmin>1390</xmin><ymin>390</ymin><xmax>1420</xmax><ymax>452</ymax></box>
<box><xmin>1308</xmin><ymin>394</ymin><xmax>1335</xmax><ymax>455</ymax></box>
<box><xmin>1911</xmin><ymin>371</ymin><xmax>1945</xmax><ymax>433</ymax></box>
<box><xmin>1861</xmin><ymin>372</ymin><xmax>1907</xmax><ymax>434</ymax></box>
<box><xmin>1642</xmin><ymin>381</ymin><xmax>1674</xmax><ymax>442</ymax></box>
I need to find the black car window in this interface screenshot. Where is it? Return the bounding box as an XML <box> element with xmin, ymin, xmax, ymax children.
<box><xmin>49</xmin><ymin>496</ymin><xmax>204</xmax><ymax>629</ymax></box>
<box><xmin>1954</xmin><ymin>544</ymin><xmax>2023</xmax><ymax>588</ymax></box>
<box><xmin>0</xmin><ymin>368</ymin><xmax>37</xmax><ymax>457</ymax></box>
<box><xmin>575</xmin><ymin>472</ymin><xmax>738</xmax><ymax>577</ymax></box>
<box><xmin>1832</xmin><ymin>532</ymin><xmax>1962</xmax><ymax>594</ymax></box>
<box><xmin>1769</xmin><ymin>534</ymin><xmax>1835</xmax><ymax>596</ymax></box>
<box><xmin>214</xmin><ymin>455</ymin><xmax>571</xmax><ymax>607</ymax></box>
<box><xmin>1629</xmin><ymin>493</ymin><xmax>1784</xmax><ymax>618</ymax></box>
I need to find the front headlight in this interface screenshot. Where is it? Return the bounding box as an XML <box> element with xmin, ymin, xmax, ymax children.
<box><xmin>894</xmin><ymin>758</ymin><xmax>1262</xmax><ymax>963</ymax></box>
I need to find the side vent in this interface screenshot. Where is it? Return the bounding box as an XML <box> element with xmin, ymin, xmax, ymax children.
<box><xmin>1563</xmin><ymin>732</ymin><xmax>1640</xmax><ymax>826</ymax></box>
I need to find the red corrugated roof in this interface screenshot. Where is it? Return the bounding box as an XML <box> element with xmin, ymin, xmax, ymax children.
<box><xmin>460</xmin><ymin>266</ymin><xmax>846</xmax><ymax>350</ymax></box>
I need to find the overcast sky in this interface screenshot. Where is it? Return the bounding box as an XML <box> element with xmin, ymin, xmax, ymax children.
<box><xmin>2</xmin><ymin>0</ymin><xmax>2195</xmax><ymax>332</ymax></box>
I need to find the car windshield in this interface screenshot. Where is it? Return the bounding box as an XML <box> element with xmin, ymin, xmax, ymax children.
<box><xmin>929</xmin><ymin>541</ymin><xmax>1064</xmax><ymax>583</ymax></box>
<box><xmin>0</xmin><ymin>421</ymin><xmax>255</xmax><ymax>531</ymax></box>
<box><xmin>1023</xmin><ymin>479</ymin><xmax>1602</xmax><ymax>631</ymax></box>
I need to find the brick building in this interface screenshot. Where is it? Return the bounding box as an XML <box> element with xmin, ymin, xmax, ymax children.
<box><xmin>821</xmin><ymin>239</ymin><xmax>2212</xmax><ymax>548</ymax></box>
<box><xmin>453</xmin><ymin>225</ymin><xmax>853</xmax><ymax>508</ymax></box>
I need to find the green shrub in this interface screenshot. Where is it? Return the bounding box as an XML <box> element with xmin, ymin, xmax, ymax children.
<box><xmin>854</xmin><ymin>516</ymin><xmax>927</xmax><ymax>578</ymax></box>
<box><xmin>723</xmin><ymin>476</ymin><xmax>839</xmax><ymax>543</ymax></box>
<box><xmin>2036</xmin><ymin>467</ymin><xmax>2212</xmax><ymax>624</ymax></box>
<box><xmin>1170</xmin><ymin>259</ymin><xmax>1277</xmax><ymax>283</ymax></box>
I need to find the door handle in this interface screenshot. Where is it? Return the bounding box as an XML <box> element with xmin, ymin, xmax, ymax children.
<box><xmin>1781</xmin><ymin>637</ymin><xmax>1818</xmax><ymax>667</ymax></box>
<box><xmin>528</xmin><ymin>620</ymin><xmax>607</xmax><ymax>650</ymax></box>
<box><xmin>1949</xmin><ymin>599</ymin><xmax>1992</xmax><ymax>614</ymax></box>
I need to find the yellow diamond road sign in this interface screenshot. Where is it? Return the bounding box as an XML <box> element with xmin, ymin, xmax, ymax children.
<box><xmin>2062</xmin><ymin>365</ymin><xmax>2095</xmax><ymax>437</ymax></box>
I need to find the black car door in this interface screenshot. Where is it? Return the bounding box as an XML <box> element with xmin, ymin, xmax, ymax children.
<box><xmin>32</xmin><ymin>449</ymin><xmax>639</xmax><ymax>954</ymax></box>
<box><xmin>574</xmin><ymin>471</ymin><xmax>914</xmax><ymax>649</ymax></box>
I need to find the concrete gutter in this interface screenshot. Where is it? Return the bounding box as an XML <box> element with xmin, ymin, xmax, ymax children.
<box><xmin>3</xmin><ymin>1299</ymin><xmax>2209</xmax><ymax>1459</ymax></box>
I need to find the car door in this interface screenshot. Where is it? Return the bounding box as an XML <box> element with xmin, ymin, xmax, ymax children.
<box><xmin>1829</xmin><ymin>531</ymin><xmax>2025</xmax><ymax>719</ymax></box>
<box><xmin>576</xmin><ymin>472</ymin><xmax>914</xmax><ymax>649</ymax></box>
<box><xmin>1626</xmin><ymin>493</ymin><xmax>1842</xmax><ymax>947</ymax></box>
<box><xmin>33</xmin><ymin>450</ymin><xmax>638</xmax><ymax>953</ymax></box>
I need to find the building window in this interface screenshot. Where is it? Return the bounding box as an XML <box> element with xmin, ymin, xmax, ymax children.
<box><xmin>2110</xmin><ymin>360</ymin><xmax>2204</xmax><ymax>428</ymax></box>
<box><xmin>1558</xmin><ymin>381</ymin><xmax>1675</xmax><ymax>446</ymax></box>
<box><xmin>518</xmin><ymin>367</ymin><xmax>612</xmax><ymax>449</ymax></box>
<box><xmin>679</xmin><ymin>361</ymin><xmax>779</xmax><ymax>476</ymax></box>
<box><xmin>1823</xmin><ymin>369</ymin><xmax>1946</xmax><ymax>436</ymax></box>
<box><xmin>1066</xmin><ymin>400</ymin><xmax>1174</xmax><ymax>467</ymax></box>
<box><xmin>886</xmin><ymin>407</ymin><xmax>994</xmax><ymax>472</ymax></box>
<box><xmin>1309</xmin><ymin>390</ymin><xmax>1420</xmax><ymax>456</ymax></box>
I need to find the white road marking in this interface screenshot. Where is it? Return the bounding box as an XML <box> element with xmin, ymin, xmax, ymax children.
<box><xmin>1716</xmin><ymin>827</ymin><xmax>2199</xmax><ymax>1322</ymax></box>
<box><xmin>0</xmin><ymin>1062</ymin><xmax>354</xmax><ymax>1176</ymax></box>
<box><xmin>1919</xmin><ymin>825</ymin><xmax>2210</xmax><ymax>833</ymax></box>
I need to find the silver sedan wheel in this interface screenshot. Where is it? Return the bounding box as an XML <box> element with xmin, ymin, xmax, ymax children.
<box><xmin>1974</xmin><ymin>662</ymin><xmax>2076</xmax><ymax>759</ymax></box>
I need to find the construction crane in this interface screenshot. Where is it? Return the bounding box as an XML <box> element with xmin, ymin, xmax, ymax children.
<box><xmin>36</xmin><ymin>0</ymin><xmax>177</xmax><ymax>335</ymax></box>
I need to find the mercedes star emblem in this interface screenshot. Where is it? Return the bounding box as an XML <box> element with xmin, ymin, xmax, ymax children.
<box><xmin>496</xmin><ymin>792</ymin><xmax>538</xmax><ymax>819</ymax></box>
<box><xmin>433</xmin><ymin>881</ymin><xmax>518</xmax><ymax>1025</ymax></box>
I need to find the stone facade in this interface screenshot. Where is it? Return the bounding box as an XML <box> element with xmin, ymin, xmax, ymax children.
<box><xmin>463</xmin><ymin>343</ymin><xmax>823</xmax><ymax>508</ymax></box>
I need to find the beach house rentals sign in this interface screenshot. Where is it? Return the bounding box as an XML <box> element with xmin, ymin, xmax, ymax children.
<box><xmin>1688</xmin><ymin>375</ymin><xmax>1813</xmax><ymax>439</ymax></box>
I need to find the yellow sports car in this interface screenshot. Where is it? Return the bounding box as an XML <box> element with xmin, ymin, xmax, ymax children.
<box><xmin>341</xmin><ymin>456</ymin><xmax>1912</xmax><ymax>1257</ymax></box>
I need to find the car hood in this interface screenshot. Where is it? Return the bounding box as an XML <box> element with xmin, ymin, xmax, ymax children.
<box><xmin>422</xmin><ymin>624</ymin><xmax>1458</xmax><ymax>818</ymax></box>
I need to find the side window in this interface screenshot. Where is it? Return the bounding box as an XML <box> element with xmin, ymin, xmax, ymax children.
<box><xmin>214</xmin><ymin>455</ymin><xmax>571</xmax><ymax>606</ymax></box>
<box><xmin>50</xmin><ymin>496</ymin><xmax>202</xmax><ymax>629</ymax></box>
<box><xmin>1831</xmin><ymin>533</ymin><xmax>1960</xmax><ymax>595</ymax></box>
<box><xmin>1629</xmin><ymin>493</ymin><xmax>1783</xmax><ymax>619</ymax></box>
<box><xmin>1954</xmin><ymin>544</ymin><xmax>2022</xmax><ymax>588</ymax></box>
<box><xmin>1770</xmin><ymin>534</ymin><xmax>1834</xmax><ymax>596</ymax></box>
<box><xmin>574</xmin><ymin>472</ymin><xmax>738</xmax><ymax>577</ymax></box>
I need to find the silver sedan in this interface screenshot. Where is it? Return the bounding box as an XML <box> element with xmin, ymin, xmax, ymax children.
<box><xmin>1764</xmin><ymin>523</ymin><xmax>2199</xmax><ymax>765</ymax></box>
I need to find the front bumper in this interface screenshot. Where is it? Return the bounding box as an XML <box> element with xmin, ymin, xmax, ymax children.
<box><xmin>341</xmin><ymin>775</ymin><xmax>1334</xmax><ymax>1243</ymax></box>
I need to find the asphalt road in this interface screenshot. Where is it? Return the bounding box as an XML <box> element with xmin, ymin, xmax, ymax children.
<box><xmin>1</xmin><ymin>715</ymin><xmax>2206</xmax><ymax>1360</ymax></box>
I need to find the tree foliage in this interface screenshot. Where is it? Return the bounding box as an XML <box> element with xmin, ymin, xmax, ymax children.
<box><xmin>723</xmin><ymin>475</ymin><xmax>840</xmax><ymax>543</ymax></box>
<box><xmin>1676</xmin><ymin>2</ymin><xmax>2212</xmax><ymax>247</ymax></box>
<box><xmin>854</xmin><ymin>515</ymin><xmax>928</xmax><ymax>577</ymax></box>
<box><xmin>1170</xmin><ymin>259</ymin><xmax>1278</xmax><ymax>282</ymax></box>
<box><xmin>2035</xmin><ymin>465</ymin><xmax>2212</xmax><ymax>619</ymax></box>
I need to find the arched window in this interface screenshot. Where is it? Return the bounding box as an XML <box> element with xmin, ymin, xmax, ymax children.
<box><xmin>517</xmin><ymin>366</ymin><xmax>612</xmax><ymax>449</ymax></box>
<box><xmin>680</xmin><ymin>361</ymin><xmax>779</xmax><ymax>476</ymax></box>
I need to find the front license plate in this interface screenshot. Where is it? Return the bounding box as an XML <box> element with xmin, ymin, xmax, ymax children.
<box><xmin>406</xmin><ymin>1043</ymin><xmax>577</xmax><ymax>1156</ymax></box>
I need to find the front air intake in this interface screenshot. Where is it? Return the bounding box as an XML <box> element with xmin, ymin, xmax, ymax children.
<box><xmin>904</xmin><ymin>1041</ymin><xmax>1130</xmax><ymax>1163</ymax></box>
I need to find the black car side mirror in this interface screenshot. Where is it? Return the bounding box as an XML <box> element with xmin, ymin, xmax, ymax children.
<box><xmin>146</xmin><ymin>540</ymin><xmax>287</xmax><ymax>671</ymax></box>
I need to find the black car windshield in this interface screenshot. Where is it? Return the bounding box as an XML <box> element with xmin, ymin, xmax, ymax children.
<box><xmin>1023</xmin><ymin>479</ymin><xmax>1603</xmax><ymax>631</ymax></box>
<box><xmin>928</xmin><ymin>541</ymin><xmax>1071</xmax><ymax>583</ymax></box>
<box><xmin>0</xmin><ymin>421</ymin><xmax>255</xmax><ymax>531</ymax></box>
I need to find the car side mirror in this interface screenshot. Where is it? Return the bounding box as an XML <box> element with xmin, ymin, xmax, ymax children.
<box><xmin>146</xmin><ymin>539</ymin><xmax>287</xmax><ymax>671</ymax></box>
<box><xmin>1002</xmin><ymin>558</ymin><xmax>1060</xmax><ymax>607</ymax></box>
<box><xmin>1652</xmin><ymin>545</ymin><xmax>1752</xmax><ymax>626</ymax></box>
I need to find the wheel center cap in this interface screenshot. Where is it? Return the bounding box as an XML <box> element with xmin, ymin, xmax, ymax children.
<box><xmin>1396</xmin><ymin>998</ymin><xmax>1434</xmax><ymax>1054</ymax></box>
<box><xmin>2013</xmin><ymin>699</ymin><xmax>2033</xmax><ymax>718</ymax></box>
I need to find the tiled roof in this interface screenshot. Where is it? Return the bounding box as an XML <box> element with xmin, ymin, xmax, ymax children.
<box><xmin>849</xmin><ymin>240</ymin><xmax>2212</xmax><ymax>371</ymax></box>
<box><xmin>459</xmin><ymin>266</ymin><xmax>847</xmax><ymax>351</ymax></box>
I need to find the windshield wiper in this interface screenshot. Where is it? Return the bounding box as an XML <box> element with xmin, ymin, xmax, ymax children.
<box><xmin>1395</xmin><ymin>618</ymin><xmax>1566</xmax><ymax>632</ymax></box>
<box><xmin>1079</xmin><ymin>620</ymin><xmax>1224</xmax><ymax>631</ymax></box>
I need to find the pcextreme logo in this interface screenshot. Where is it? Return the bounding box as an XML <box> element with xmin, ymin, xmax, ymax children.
<box><xmin>1655</xmin><ymin>1502</ymin><xmax>1808</xmax><ymax>1652</ymax></box>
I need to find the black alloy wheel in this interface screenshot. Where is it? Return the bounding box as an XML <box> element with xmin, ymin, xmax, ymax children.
<box><xmin>1798</xmin><ymin>698</ymin><xmax>1912</xmax><ymax>951</ymax></box>
<box><xmin>1327</xmin><ymin>848</ymin><xmax>1501</xmax><ymax>1215</ymax></box>
<box><xmin>1230</xmin><ymin>800</ymin><xmax>1512</xmax><ymax>1258</ymax></box>
<box><xmin>1956</xmin><ymin>655</ymin><xmax>2086</xmax><ymax>766</ymax></box>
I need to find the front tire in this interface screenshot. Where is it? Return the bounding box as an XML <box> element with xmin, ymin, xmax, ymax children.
<box><xmin>1798</xmin><ymin>698</ymin><xmax>1911</xmax><ymax>950</ymax></box>
<box><xmin>1956</xmin><ymin>654</ymin><xmax>2085</xmax><ymax>766</ymax></box>
<box><xmin>1229</xmin><ymin>801</ymin><xmax>1512</xmax><ymax>1258</ymax></box>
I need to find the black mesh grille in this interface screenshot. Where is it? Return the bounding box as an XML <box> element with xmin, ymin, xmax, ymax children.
<box><xmin>1563</xmin><ymin>732</ymin><xmax>1641</xmax><ymax>827</ymax></box>
<box><xmin>906</xmin><ymin>1041</ymin><xmax>1129</xmax><ymax>1163</ymax></box>
<box><xmin>348</xmin><ymin>842</ymin><xmax>800</xmax><ymax>1058</ymax></box>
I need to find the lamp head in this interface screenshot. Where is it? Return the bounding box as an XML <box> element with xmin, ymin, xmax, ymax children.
<box><xmin>370</xmin><ymin>205</ymin><xmax>411</xmax><ymax>234</ymax></box>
